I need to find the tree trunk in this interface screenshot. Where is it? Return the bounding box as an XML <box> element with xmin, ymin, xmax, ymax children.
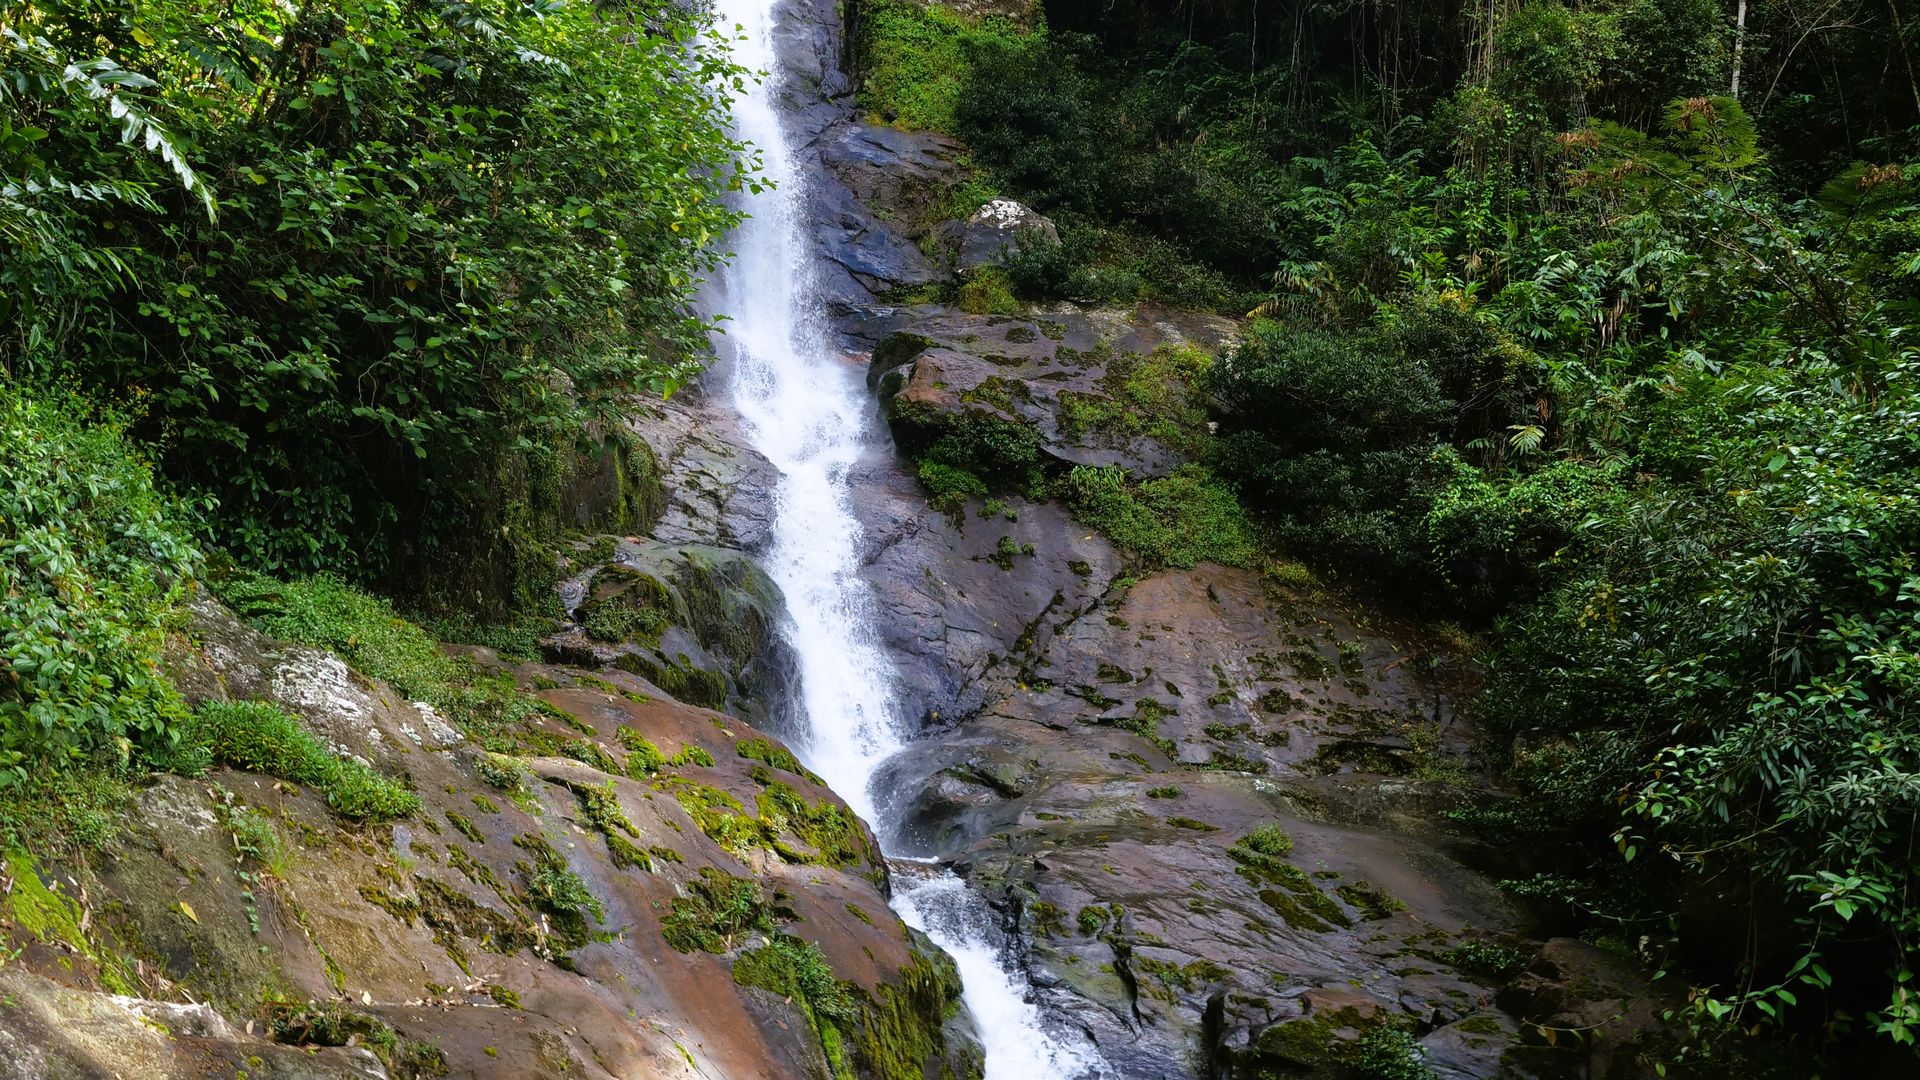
<box><xmin>1732</xmin><ymin>0</ymin><xmax>1749</xmax><ymax>97</ymax></box>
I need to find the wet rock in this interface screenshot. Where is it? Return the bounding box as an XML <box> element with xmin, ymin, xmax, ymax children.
<box><xmin>813</xmin><ymin>172</ymin><xmax>945</xmax><ymax>294</ymax></box>
<box><xmin>868</xmin><ymin>305</ymin><xmax>1237</xmax><ymax>478</ymax></box>
<box><xmin>941</xmin><ymin>198</ymin><xmax>1059</xmax><ymax>276</ymax></box>
<box><xmin>1</xmin><ymin>596</ymin><xmax>977</xmax><ymax>1080</ymax></box>
<box><xmin>626</xmin><ymin>388</ymin><xmax>777</xmax><ymax>551</ymax></box>
<box><xmin>0</xmin><ymin>968</ymin><xmax>385</xmax><ymax>1080</ymax></box>
<box><xmin>847</xmin><ymin>441</ymin><xmax>1547</xmax><ymax>1076</ymax></box>
<box><xmin>1497</xmin><ymin>938</ymin><xmax>1672</xmax><ymax>1080</ymax></box>
<box><xmin>819</xmin><ymin>123</ymin><xmax>965</xmax><ymax>241</ymax></box>
<box><xmin>549</xmin><ymin>539</ymin><xmax>794</xmax><ymax>728</ymax></box>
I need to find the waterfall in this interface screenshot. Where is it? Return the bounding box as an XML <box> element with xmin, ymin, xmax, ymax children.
<box><xmin>705</xmin><ymin>1</ymin><xmax>1110</xmax><ymax>1077</ymax></box>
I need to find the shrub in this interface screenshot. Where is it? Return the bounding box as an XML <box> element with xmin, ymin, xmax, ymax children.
<box><xmin>1354</xmin><ymin>1027</ymin><xmax>1437</xmax><ymax>1080</ymax></box>
<box><xmin>1065</xmin><ymin>464</ymin><xmax>1258</xmax><ymax>569</ymax></box>
<box><xmin>0</xmin><ymin>388</ymin><xmax>199</xmax><ymax>784</ymax></box>
<box><xmin>856</xmin><ymin>1</ymin><xmax>1035</xmax><ymax>132</ymax></box>
<box><xmin>184</xmin><ymin>700</ymin><xmax>418</xmax><ymax>821</ymax></box>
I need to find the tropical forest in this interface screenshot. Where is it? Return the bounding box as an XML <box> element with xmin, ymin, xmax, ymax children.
<box><xmin>1</xmin><ymin>0</ymin><xmax>1916</xmax><ymax>1078</ymax></box>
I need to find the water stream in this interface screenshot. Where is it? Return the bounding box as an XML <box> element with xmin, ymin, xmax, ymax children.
<box><xmin>705</xmin><ymin>0</ymin><xmax>1109</xmax><ymax>1076</ymax></box>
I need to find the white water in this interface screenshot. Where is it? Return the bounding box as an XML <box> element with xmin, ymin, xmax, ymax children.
<box><xmin>705</xmin><ymin>1</ymin><xmax>1108</xmax><ymax>1076</ymax></box>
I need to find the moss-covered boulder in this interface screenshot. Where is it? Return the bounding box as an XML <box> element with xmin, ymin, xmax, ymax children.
<box><xmin>548</xmin><ymin>540</ymin><xmax>793</xmax><ymax>727</ymax></box>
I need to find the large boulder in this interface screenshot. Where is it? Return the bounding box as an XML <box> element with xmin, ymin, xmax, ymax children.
<box><xmin>941</xmin><ymin>198</ymin><xmax>1060</xmax><ymax>276</ymax></box>
<box><xmin>547</xmin><ymin>539</ymin><xmax>795</xmax><ymax>729</ymax></box>
<box><xmin>867</xmin><ymin>305</ymin><xmax>1238</xmax><ymax>480</ymax></box>
<box><xmin>819</xmin><ymin>123</ymin><xmax>966</xmax><ymax>241</ymax></box>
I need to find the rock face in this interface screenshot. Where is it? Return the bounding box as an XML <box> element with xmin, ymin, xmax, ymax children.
<box><xmin>941</xmin><ymin>198</ymin><xmax>1059</xmax><ymax>276</ymax></box>
<box><xmin>783</xmin><ymin>0</ymin><xmax>1668</xmax><ymax>1067</ymax></box>
<box><xmin>868</xmin><ymin>305</ymin><xmax>1238</xmax><ymax>479</ymax></box>
<box><xmin>0</xmin><ymin>592</ymin><xmax>978</xmax><ymax>1080</ymax></box>
<box><xmin>549</xmin><ymin>538</ymin><xmax>793</xmax><ymax>728</ymax></box>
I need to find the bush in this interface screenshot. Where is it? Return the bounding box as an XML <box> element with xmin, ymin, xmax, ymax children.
<box><xmin>856</xmin><ymin>0</ymin><xmax>1036</xmax><ymax>133</ymax></box>
<box><xmin>184</xmin><ymin>700</ymin><xmax>418</xmax><ymax>821</ymax></box>
<box><xmin>0</xmin><ymin>388</ymin><xmax>200</xmax><ymax>784</ymax></box>
<box><xmin>1065</xmin><ymin>465</ymin><xmax>1258</xmax><ymax>569</ymax></box>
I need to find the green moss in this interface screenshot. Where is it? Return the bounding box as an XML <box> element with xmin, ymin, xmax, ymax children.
<box><xmin>214</xmin><ymin>573</ymin><xmax>573</xmax><ymax>755</ymax></box>
<box><xmin>733</xmin><ymin>934</ymin><xmax>856</xmax><ymax>1048</ymax></box>
<box><xmin>1064</xmin><ymin>463</ymin><xmax>1257</xmax><ymax>570</ymax></box>
<box><xmin>917</xmin><ymin>459</ymin><xmax>988</xmax><ymax>513</ymax></box>
<box><xmin>522</xmin><ymin>850</ymin><xmax>603</xmax><ymax>928</ymax></box>
<box><xmin>1165</xmin><ymin>816</ymin><xmax>1218</xmax><ymax>832</ymax></box>
<box><xmin>756</xmin><ymin>782</ymin><xmax>872</xmax><ymax>869</ymax></box>
<box><xmin>889</xmin><ymin>396</ymin><xmax>1043</xmax><ymax>491</ymax></box>
<box><xmin>611</xmin><ymin>653</ymin><xmax>729</xmax><ymax>711</ymax></box>
<box><xmin>578</xmin><ymin>568</ymin><xmax>674</xmax><ymax>646</ymax></box>
<box><xmin>1336</xmin><ymin>881</ymin><xmax>1406</xmax><ymax>921</ymax></box>
<box><xmin>562</xmin><ymin>738</ymin><xmax>623</xmax><ymax>775</ymax></box>
<box><xmin>1096</xmin><ymin>698</ymin><xmax>1178</xmax><ymax>759</ymax></box>
<box><xmin>841</xmin><ymin>947</ymin><xmax>968</xmax><ymax>1080</ymax></box>
<box><xmin>669</xmin><ymin>744</ymin><xmax>716</xmax><ymax>768</ymax></box>
<box><xmin>845</xmin><ymin>902</ymin><xmax>876</xmax><ymax>927</ymax></box>
<box><xmin>1146</xmin><ymin>785</ymin><xmax>1181</xmax><ymax>799</ymax></box>
<box><xmin>1134</xmin><ymin>955</ymin><xmax>1229</xmax><ymax>998</ymax></box>
<box><xmin>569</xmin><ymin>780</ymin><xmax>652</xmax><ymax>871</ymax></box>
<box><xmin>470</xmin><ymin>794</ymin><xmax>501</xmax><ymax>814</ymax></box>
<box><xmin>662</xmin><ymin>867</ymin><xmax>780</xmax><ymax>953</ymax></box>
<box><xmin>186</xmin><ymin>700</ymin><xmax>419</xmax><ymax>821</ymax></box>
<box><xmin>617</xmin><ymin>727</ymin><xmax>668</xmax><ymax>776</ymax></box>
<box><xmin>663</xmin><ymin>778</ymin><xmax>764</xmax><ymax>856</ymax></box>
<box><xmin>738</xmin><ymin>738</ymin><xmax>826</xmax><ymax>785</ymax></box>
<box><xmin>5</xmin><ymin>850</ymin><xmax>88</xmax><ymax>952</ymax></box>
<box><xmin>957</xmin><ymin>268</ymin><xmax>1022</xmax><ymax>315</ymax></box>
<box><xmin>446</xmin><ymin>812</ymin><xmax>485</xmax><ymax>844</ymax></box>
<box><xmin>1058</xmin><ymin>344</ymin><xmax>1214</xmax><ymax>455</ymax></box>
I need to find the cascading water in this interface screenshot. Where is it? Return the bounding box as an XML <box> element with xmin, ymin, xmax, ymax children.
<box><xmin>705</xmin><ymin>1</ymin><xmax>1109</xmax><ymax>1076</ymax></box>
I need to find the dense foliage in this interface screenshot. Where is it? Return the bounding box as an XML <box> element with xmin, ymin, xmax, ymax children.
<box><xmin>0</xmin><ymin>0</ymin><xmax>745</xmax><ymax>837</ymax></box>
<box><xmin>0</xmin><ymin>387</ymin><xmax>198</xmax><ymax>784</ymax></box>
<box><xmin>4</xmin><ymin>0</ymin><xmax>749</xmax><ymax>579</ymax></box>
<box><xmin>856</xmin><ymin>0</ymin><xmax>1920</xmax><ymax>1063</ymax></box>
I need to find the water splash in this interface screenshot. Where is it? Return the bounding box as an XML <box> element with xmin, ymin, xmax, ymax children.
<box><xmin>896</xmin><ymin>868</ymin><xmax>1110</xmax><ymax>1080</ymax></box>
<box><xmin>705</xmin><ymin>1</ymin><xmax>1109</xmax><ymax>1076</ymax></box>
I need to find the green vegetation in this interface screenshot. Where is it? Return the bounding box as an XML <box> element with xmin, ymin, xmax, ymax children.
<box><xmin>1228</xmin><ymin>824</ymin><xmax>1295</xmax><ymax>867</ymax></box>
<box><xmin>661</xmin><ymin>867</ymin><xmax>780</xmax><ymax>954</ymax></box>
<box><xmin>855</xmin><ymin>0</ymin><xmax>1031</xmax><ymax>133</ymax></box>
<box><xmin>1354</xmin><ymin>1028</ymin><xmax>1437</xmax><ymax>1080</ymax></box>
<box><xmin>217</xmin><ymin>573</ymin><xmax>570</xmax><ymax>753</ymax></box>
<box><xmin>524</xmin><ymin>860</ymin><xmax>603</xmax><ymax>925</ymax></box>
<box><xmin>0</xmin><ymin>389</ymin><xmax>198</xmax><ymax>785</ymax></box>
<box><xmin>737</xmin><ymin>738</ymin><xmax>826</xmax><ymax>785</ymax></box>
<box><xmin>1064</xmin><ymin>464</ymin><xmax>1256</xmax><ymax>570</ymax></box>
<box><xmin>5</xmin><ymin>0</ymin><xmax>749</xmax><ymax>589</ymax></box>
<box><xmin>857</xmin><ymin>0</ymin><xmax>1920</xmax><ymax>1061</ymax></box>
<box><xmin>181</xmin><ymin>700</ymin><xmax>418</xmax><ymax>821</ymax></box>
<box><xmin>732</xmin><ymin>933</ymin><xmax>855</xmax><ymax>1030</ymax></box>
